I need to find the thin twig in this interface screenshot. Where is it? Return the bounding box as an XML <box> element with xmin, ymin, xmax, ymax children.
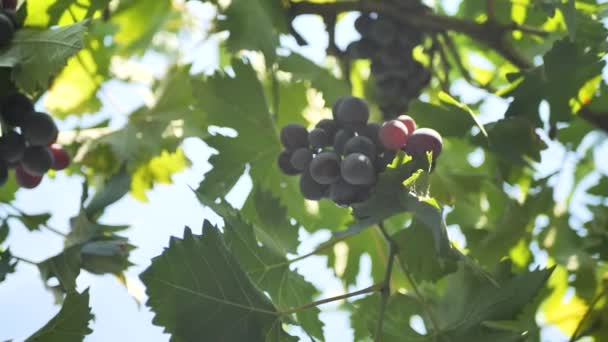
<box><xmin>403</xmin><ymin>264</ymin><xmax>444</xmax><ymax>339</ymax></box>
<box><xmin>569</xmin><ymin>288</ymin><xmax>607</xmax><ymax>342</ymax></box>
<box><xmin>433</xmin><ymin>35</ymin><xmax>451</xmax><ymax>93</ymax></box>
<box><xmin>13</xmin><ymin>255</ymin><xmax>38</xmax><ymax>266</ymax></box>
<box><xmin>375</xmin><ymin>240</ymin><xmax>397</xmax><ymax>342</ymax></box>
<box><xmin>280</xmin><ymin>283</ymin><xmax>384</xmax><ymax>315</ymax></box>
<box><xmin>42</xmin><ymin>224</ymin><xmax>68</xmax><ymax>237</ymax></box>
<box><xmin>287</xmin><ymin>231</ymin><xmax>356</xmax><ymax>265</ymax></box>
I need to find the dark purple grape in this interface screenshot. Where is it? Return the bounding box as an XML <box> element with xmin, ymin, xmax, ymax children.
<box><xmin>404</xmin><ymin>128</ymin><xmax>443</xmax><ymax>160</ymax></box>
<box><xmin>309</xmin><ymin>151</ymin><xmax>341</xmax><ymax>185</ymax></box>
<box><xmin>361</xmin><ymin>122</ymin><xmax>381</xmax><ymax>147</ymax></box>
<box><xmin>309</xmin><ymin>128</ymin><xmax>332</xmax><ymax>149</ymax></box>
<box><xmin>290</xmin><ymin>148</ymin><xmax>313</xmax><ymax>171</ymax></box>
<box><xmin>22</xmin><ymin>146</ymin><xmax>53</xmax><ymax>176</ymax></box>
<box><xmin>333</xmin><ymin>129</ymin><xmax>355</xmax><ymax>155</ymax></box>
<box><xmin>1</xmin><ymin>93</ymin><xmax>33</xmax><ymax>127</ymax></box>
<box><xmin>15</xmin><ymin>165</ymin><xmax>42</xmax><ymax>189</ymax></box>
<box><xmin>335</xmin><ymin>96</ymin><xmax>369</xmax><ymax>130</ymax></box>
<box><xmin>22</xmin><ymin>112</ymin><xmax>59</xmax><ymax>146</ymax></box>
<box><xmin>0</xmin><ymin>130</ymin><xmax>25</xmax><ymax>163</ymax></box>
<box><xmin>316</xmin><ymin>119</ymin><xmax>338</xmax><ymax>138</ymax></box>
<box><xmin>368</xmin><ymin>17</ymin><xmax>396</xmax><ymax>46</ymax></box>
<box><xmin>277</xmin><ymin>150</ymin><xmax>300</xmax><ymax>175</ymax></box>
<box><xmin>344</xmin><ymin>135</ymin><xmax>376</xmax><ymax>159</ymax></box>
<box><xmin>0</xmin><ymin>12</ymin><xmax>14</xmax><ymax>47</ymax></box>
<box><xmin>0</xmin><ymin>160</ymin><xmax>7</xmax><ymax>186</ymax></box>
<box><xmin>341</xmin><ymin>153</ymin><xmax>376</xmax><ymax>186</ymax></box>
<box><xmin>300</xmin><ymin>168</ymin><xmax>329</xmax><ymax>201</ymax></box>
<box><xmin>280</xmin><ymin>124</ymin><xmax>308</xmax><ymax>150</ymax></box>
<box><xmin>346</xmin><ymin>39</ymin><xmax>377</xmax><ymax>59</ymax></box>
<box><xmin>330</xmin><ymin>178</ymin><xmax>366</xmax><ymax>206</ymax></box>
<box><xmin>332</xmin><ymin>97</ymin><xmax>346</xmax><ymax>121</ymax></box>
<box><xmin>354</xmin><ymin>14</ymin><xmax>372</xmax><ymax>34</ymax></box>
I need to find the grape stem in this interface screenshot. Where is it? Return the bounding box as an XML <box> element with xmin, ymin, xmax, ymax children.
<box><xmin>374</xmin><ymin>230</ymin><xmax>397</xmax><ymax>342</ymax></box>
<box><xmin>377</xmin><ymin>222</ymin><xmax>444</xmax><ymax>340</ymax></box>
<box><xmin>280</xmin><ymin>283</ymin><xmax>384</xmax><ymax>315</ymax></box>
<box><xmin>13</xmin><ymin>255</ymin><xmax>38</xmax><ymax>266</ymax></box>
<box><xmin>569</xmin><ymin>287</ymin><xmax>607</xmax><ymax>342</ymax></box>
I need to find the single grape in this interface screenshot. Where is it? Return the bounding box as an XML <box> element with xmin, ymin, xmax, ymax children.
<box><xmin>361</xmin><ymin>122</ymin><xmax>381</xmax><ymax>147</ymax></box>
<box><xmin>280</xmin><ymin>124</ymin><xmax>308</xmax><ymax>150</ymax></box>
<box><xmin>0</xmin><ymin>130</ymin><xmax>25</xmax><ymax>163</ymax></box>
<box><xmin>0</xmin><ymin>161</ymin><xmax>7</xmax><ymax>186</ymax></box>
<box><xmin>404</xmin><ymin>128</ymin><xmax>443</xmax><ymax>161</ymax></box>
<box><xmin>354</xmin><ymin>14</ymin><xmax>372</xmax><ymax>34</ymax></box>
<box><xmin>0</xmin><ymin>12</ymin><xmax>14</xmax><ymax>47</ymax></box>
<box><xmin>341</xmin><ymin>153</ymin><xmax>376</xmax><ymax>186</ymax></box>
<box><xmin>379</xmin><ymin>120</ymin><xmax>409</xmax><ymax>150</ymax></box>
<box><xmin>333</xmin><ymin>129</ymin><xmax>355</xmax><ymax>155</ymax></box>
<box><xmin>277</xmin><ymin>150</ymin><xmax>300</xmax><ymax>175</ymax></box>
<box><xmin>309</xmin><ymin>128</ymin><xmax>332</xmax><ymax>149</ymax></box>
<box><xmin>15</xmin><ymin>165</ymin><xmax>42</xmax><ymax>189</ymax></box>
<box><xmin>49</xmin><ymin>145</ymin><xmax>70</xmax><ymax>170</ymax></box>
<box><xmin>290</xmin><ymin>148</ymin><xmax>313</xmax><ymax>172</ymax></box>
<box><xmin>368</xmin><ymin>17</ymin><xmax>396</xmax><ymax>46</ymax></box>
<box><xmin>396</xmin><ymin>114</ymin><xmax>417</xmax><ymax>134</ymax></box>
<box><xmin>330</xmin><ymin>178</ymin><xmax>365</xmax><ymax>206</ymax></box>
<box><xmin>1</xmin><ymin>93</ymin><xmax>34</xmax><ymax>127</ymax></box>
<box><xmin>309</xmin><ymin>151</ymin><xmax>341</xmax><ymax>185</ymax></box>
<box><xmin>332</xmin><ymin>97</ymin><xmax>346</xmax><ymax>121</ymax></box>
<box><xmin>335</xmin><ymin>96</ymin><xmax>369</xmax><ymax>130</ymax></box>
<box><xmin>22</xmin><ymin>146</ymin><xmax>53</xmax><ymax>176</ymax></box>
<box><xmin>316</xmin><ymin>119</ymin><xmax>338</xmax><ymax>138</ymax></box>
<box><xmin>343</xmin><ymin>135</ymin><xmax>376</xmax><ymax>159</ymax></box>
<box><xmin>346</xmin><ymin>39</ymin><xmax>377</xmax><ymax>59</ymax></box>
<box><xmin>22</xmin><ymin>112</ymin><xmax>59</xmax><ymax>146</ymax></box>
<box><xmin>300</xmin><ymin>168</ymin><xmax>329</xmax><ymax>201</ymax></box>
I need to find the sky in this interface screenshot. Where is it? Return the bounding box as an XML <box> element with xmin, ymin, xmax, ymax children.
<box><xmin>0</xmin><ymin>1</ymin><xmax>597</xmax><ymax>341</ymax></box>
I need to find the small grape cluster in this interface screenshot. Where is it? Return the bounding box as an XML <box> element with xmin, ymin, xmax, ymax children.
<box><xmin>0</xmin><ymin>92</ymin><xmax>71</xmax><ymax>189</ymax></box>
<box><xmin>347</xmin><ymin>11</ymin><xmax>431</xmax><ymax>118</ymax></box>
<box><xmin>277</xmin><ymin>96</ymin><xmax>443</xmax><ymax>206</ymax></box>
<box><xmin>0</xmin><ymin>0</ymin><xmax>19</xmax><ymax>47</ymax></box>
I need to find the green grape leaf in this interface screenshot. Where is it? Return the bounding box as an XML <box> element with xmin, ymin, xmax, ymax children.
<box><xmin>193</xmin><ymin>59</ymin><xmax>350</xmax><ymax>232</ymax></box>
<box><xmin>483</xmin><ymin>117</ymin><xmax>547</xmax><ymax>165</ymax></box>
<box><xmin>80</xmin><ymin>239</ymin><xmax>134</xmax><ymax>275</ymax></box>
<box><xmin>278</xmin><ymin>52</ymin><xmax>349</xmax><ymax>106</ymax></box>
<box><xmin>25</xmin><ymin>290</ymin><xmax>93</xmax><ymax>342</ymax></box>
<box><xmin>0</xmin><ymin>220</ymin><xmax>8</xmax><ymax>244</ymax></box>
<box><xmin>130</xmin><ymin>149</ymin><xmax>190</xmax><ymax>202</ymax></box>
<box><xmin>241</xmin><ymin>188</ymin><xmax>300</xmax><ymax>255</ymax></box>
<box><xmin>26</xmin><ymin>0</ymin><xmax>110</xmax><ymax>27</ymax></box>
<box><xmin>0</xmin><ymin>249</ymin><xmax>17</xmax><ymax>283</ymax></box>
<box><xmin>350</xmin><ymin>293</ymin><xmax>429</xmax><ymax>342</ymax></box>
<box><xmin>409</xmin><ymin>96</ymin><xmax>482</xmax><ymax>138</ymax></box>
<box><xmin>38</xmin><ymin>246</ymin><xmax>82</xmax><ymax>294</ymax></box>
<box><xmin>11</xmin><ymin>212</ymin><xmax>51</xmax><ymax>231</ymax></box>
<box><xmin>0</xmin><ymin>172</ymin><xmax>18</xmax><ymax>203</ymax></box>
<box><xmin>217</xmin><ymin>0</ymin><xmax>287</xmax><ymax>63</ymax></box>
<box><xmin>84</xmin><ymin>169</ymin><xmax>131</xmax><ymax>219</ymax></box>
<box><xmin>434</xmin><ymin>262</ymin><xmax>555</xmax><ymax>338</ymax></box>
<box><xmin>197</xmin><ymin>193</ymin><xmax>324</xmax><ymax>339</ymax></box>
<box><xmin>0</xmin><ymin>21</ymin><xmax>87</xmax><ymax>93</ymax></box>
<box><xmin>504</xmin><ymin>39</ymin><xmax>606</xmax><ymax>126</ymax></box>
<box><xmin>140</xmin><ymin>224</ymin><xmax>294</xmax><ymax>342</ymax></box>
<box><xmin>589</xmin><ymin>177</ymin><xmax>608</xmax><ymax>196</ymax></box>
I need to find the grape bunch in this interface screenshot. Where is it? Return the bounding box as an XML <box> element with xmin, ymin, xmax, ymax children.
<box><xmin>347</xmin><ymin>10</ymin><xmax>431</xmax><ymax>118</ymax></box>
<box><xmin>0</xmin><ymin>0</ymin><xmax>19</xmax><ymax>47</ymax></box>
<box><xmin>277</xmin><ymin>96</ymin><xmax>442</xmax><ymax>206</ymax></box>
<box><xmin>0</xmin><ymin>92</ymin><xmax>71</xmax><ymax>189</ymax></box>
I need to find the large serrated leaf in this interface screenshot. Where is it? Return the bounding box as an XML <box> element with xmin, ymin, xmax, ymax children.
<box><xmin>196</xmin><ymin>193</ymin><xmax>324</xmax><ymax>339</ymax></box>
<box><xmin>25</xmin><ymin>290</ymin><xmax>93</xmax><ymax>342</ymax></box>
<box><xmin>0</xmin><ymin>22</ymin><xmax>86</xmax><ymax>93</ymax></box>
<box><xmin>140</xmin><ymin>223</ymin><xmax>294</xmax><ymax>342</ymax></box>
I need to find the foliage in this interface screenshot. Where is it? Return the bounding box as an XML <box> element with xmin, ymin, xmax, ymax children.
<box><xmin>1</xmin><ymin>0</ymin><xmax>608</xmax><ymax>341</ymax></box>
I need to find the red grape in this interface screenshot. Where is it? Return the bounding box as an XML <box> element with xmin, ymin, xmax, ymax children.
<box><xmin>15</xmin><ymin>166</ymin><xmax>42</xmax><ymax>189</ymax></box>
<box><xmin>379</xmin><ymin>120</ymin><xmax>409</xmax><ymax>150</ymax></box>
<box><xmin>50</xmin><ymin>145</ymin><xmax>70</xmax><ymax>170</ymax></box>
<box><xmin>396</xmin><ymin>115</ymin><xmax>416</xmax><ymax>135</ymax></box>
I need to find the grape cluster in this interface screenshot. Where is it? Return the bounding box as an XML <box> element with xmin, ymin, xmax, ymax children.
<box><xmin>277</xmin><ymin>96</ymin><xmax>443</xmax><ymax>206</ymax></box>
<box><xmin>0</xmin><ymin>92</ymin><xmax>70</xmax><ymax>189</ymax></box>
<box><xmin>0</xmin><ymin>0</ymin><xmax>18</xmax><ymax>47</ymax></box>
<box><xmin>347</xmin><ymin>11</ymin><xmax>431</xmax><ymax>118</ymax></box>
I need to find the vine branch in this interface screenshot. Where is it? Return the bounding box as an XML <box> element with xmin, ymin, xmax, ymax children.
<box><xmin>13</xmin><ymin>255</ymin><xmax>38</xmax><ymax>266</ymax></box>
<box><xmin>374</xmin><ymin>232</ymin><xmax>397</xmax><ymax>342</ymax></box>
<box><xmin>289</xmin><ymin>0</ymin><xmax>544</xmax><ymax>69</ymax></box>
<box><xmin>280</xmin><ymin>283</ymin><xmax>384</xmax><ymax>315</ymax></box>
<box><xmin>569</xmin><ymin>287</ymin><xmax>607</xmax><ymax>342</ymax></box>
